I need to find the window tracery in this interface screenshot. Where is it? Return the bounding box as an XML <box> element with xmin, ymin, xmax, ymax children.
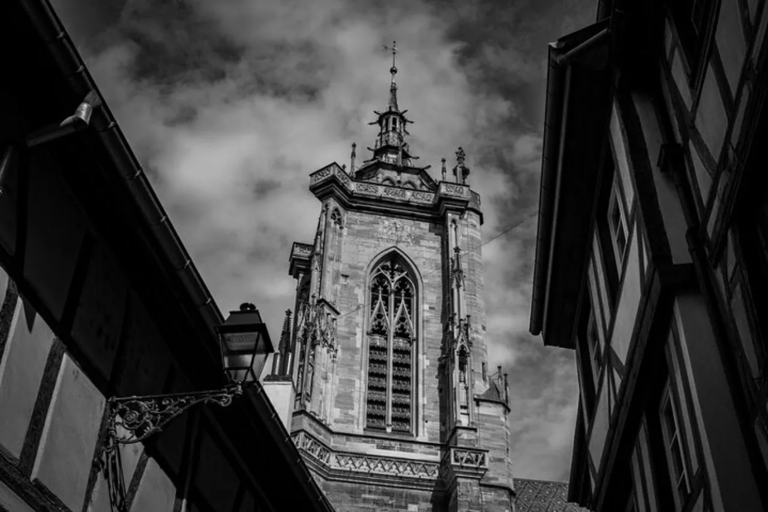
<box><xmin>330</xmin><ymin>208</ymin><xmax>343</xmax><ymax>228</ymax></box>
<box><xmin>365</xmin><ymin>255</ymin><xmax>416</xmax><ymax>433</ymax></box>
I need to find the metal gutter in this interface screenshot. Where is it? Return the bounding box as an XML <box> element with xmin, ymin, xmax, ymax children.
<box><xmin>529</xmin><ymin>43</ymin><xmax>566</xmax><ymax>336</ymax></box>
<box><xmin>529</xmin><ymin>26</ymin><xmax>611</xmax><ymax>337</ymax></box>
<box><xmin>17</xmin><ymin>1</ymin><xmax>334</xmax><ymax>509</ymax></box>
<box><xmin>17</xmin><ymin>0</ymin><xmax>222</xmax><ymax>333</ymax></box>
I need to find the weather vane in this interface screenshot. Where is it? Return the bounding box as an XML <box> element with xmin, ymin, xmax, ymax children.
<box><xmin>383</xmin><ymin>40</ymin><xmax>398</xmax><ymax>82</ymax></box>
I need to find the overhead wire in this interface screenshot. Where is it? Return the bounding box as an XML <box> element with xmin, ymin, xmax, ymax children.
<box><xmin>330</xmin><ymin>210</ymin><xmax>538</xmax><ymax>321</ymax></box>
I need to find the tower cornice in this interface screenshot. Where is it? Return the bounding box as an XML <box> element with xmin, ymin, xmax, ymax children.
<box><xmin>309</xmin><ymin>162</ymin><xmax>483</xmax><ymax>224</ymax></box>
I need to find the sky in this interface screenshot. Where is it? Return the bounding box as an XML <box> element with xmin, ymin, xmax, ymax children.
<box><xmin>52</xmin><ymin>0</ymin><xmax>595</xmax><ymax>481</ymax></box>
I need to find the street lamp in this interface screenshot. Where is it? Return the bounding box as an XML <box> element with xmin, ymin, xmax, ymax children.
<box><xmin>101</xmin><ymin>303</ymin><xmax>272</xmax><ymax>512</ymax></box>
<box><xmin>217</xmin><ymin>302</ymin><xmax>272</xmax><ymax>385</ymax></box>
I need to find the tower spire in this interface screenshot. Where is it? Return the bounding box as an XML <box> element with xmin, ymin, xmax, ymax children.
<box><xmin>363</xmin><ymin>40</ymin><xmax>417</xmax><ymax>167</ymax></box>
<box><xmin>384</xmin><ymin>40</ymin><xmax>399</xmax><ymax>112</ymax></box>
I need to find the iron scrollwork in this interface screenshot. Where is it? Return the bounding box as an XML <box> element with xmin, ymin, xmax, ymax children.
<box><xmin>101</xmin><ymin>384</ymin><xmax>243</xmax><ymax>512</ymax></box>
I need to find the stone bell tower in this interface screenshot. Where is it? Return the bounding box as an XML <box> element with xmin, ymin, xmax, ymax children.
<box><xmin>267</xmin><ymin>42</ymin><xmax>515</xmax><ymax>511</ymax></box>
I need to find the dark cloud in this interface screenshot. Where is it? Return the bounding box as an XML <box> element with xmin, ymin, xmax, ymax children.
<box><xmin>51</xmin><ymin>0</ymin><xmax>592</xmax><ymax>481</ymax></box>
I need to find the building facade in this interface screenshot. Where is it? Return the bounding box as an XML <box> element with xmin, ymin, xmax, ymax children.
<box><xmin>531</xmin><ymin>0</ymin><xmax>768</xmax><ymax>511</ymax></box>
<box><xmin>0</xmin><ymin>1</ymin><xmax>334</xmax><ymax>511</ymax></box>
<box><xmin>266</xmin><ymin>51</ymin><xmax>587</xmax><ymax>512</ymax></box>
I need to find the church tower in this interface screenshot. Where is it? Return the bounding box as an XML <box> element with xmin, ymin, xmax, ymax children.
<box><xmin>270</xmin><ymin>43</ymin><xmax>515</xmax><ymax>511</ymax></box>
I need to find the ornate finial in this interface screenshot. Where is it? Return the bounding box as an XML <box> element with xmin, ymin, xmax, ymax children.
<box><xmin>351</xmin><ymin>142</ymin><xmax>357</xmax><ymax>173</ymax></box>
<box><xmin>441</xmin><ymin>158</ymin><xmax>447</xmax><ymax>181</ymax></box>
<box><xmin>456</xmin><ymin>147</ymin><xmax>466</xmax><ymax>167</ymax></box>
<box><xmin>454</xmin><ymin>147</ymin><xmax>470</xmax><ymax>185</ymax></box>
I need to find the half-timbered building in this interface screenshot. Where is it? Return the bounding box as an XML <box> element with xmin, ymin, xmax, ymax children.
<box><xmin>531</xmin><ymin>0</ymin><xmax>768</xmax><ymax>510</ymax></box>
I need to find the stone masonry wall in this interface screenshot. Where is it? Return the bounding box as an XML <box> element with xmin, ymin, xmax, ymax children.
<box><xmin>458</xmin><ymin>210</ymin><xmax>489</xmax><ymax>392</ymax></box>
<box><xmin>316</xmin><ymin>475</ymin><xmax>443</xmax><ymax>512</ymax></box>
<box><xmin>329</xmin><ymin>205</ymin><xmax>446</xmax><ymax>443</ymax></box>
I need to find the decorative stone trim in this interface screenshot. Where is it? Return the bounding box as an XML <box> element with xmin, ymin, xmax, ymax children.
<box><xmin>383</xmin><ymin>187</ymin><xmax>407</xmax><ymax>198</ymax></box>
<box><xmin>310</xmin><ymin>167</ymin><xmax>334</xmax><ymax>185</ymax></box>
<box><xmin>356</xmin><ymin>183</ymin><xmax>380</xmax><ymax>195</ymax></box>
<box><xmin>450</xmin><ymin>447</ymin><xmax>488</xmax><ymax>469</ymax></box>
<box><xmin>290</xmin><ymin>242</ymin><xmax>313</xmax><ymax>259</ymax></box>
<box><xmin>294</xmin><ymin>431</ymin><xmax>440</xmax><ymax>481</ymax></box>
<box><xmin>337</xmin><ymin>170</ymin><xmax>351</xmax><ymax>188</ymax></box>
<box><xmin>411</xmin><ymin>191</ymin><xmax>433</xmax><ymax>203</ymax></box>
<box><xmin>307</xmin><ymin>163</ymin><xmax>483</xmax><ymax>220</ymax></box>
<box><xmin>441</xmin><ymin>183</ymin><xmax>468</xmax><ymax>197</ymax></box>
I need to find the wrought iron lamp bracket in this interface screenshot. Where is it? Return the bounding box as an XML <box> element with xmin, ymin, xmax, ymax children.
<box><xmin>104</xmin><ymin>383</ymin><xmax>243</xmax><ymax>446</ymax></box>
<box><xmin>100</xmin><ymin>383</ymin><xmax>245</xmax><ymax>512</ymax></box>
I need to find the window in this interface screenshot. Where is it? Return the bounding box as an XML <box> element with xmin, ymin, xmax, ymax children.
<box><xmin>587</xmin><ymin>311</ymin><xmax>602</xmax><ymax>381</ymax></box>
<box><xmin>669</xmin><ymin>0</ymin><xmax>714</xmax><ymax>79</ymax></box>
<box><xmin>365</xmin><ymin>255</ymin><xmax>416</xmax><ymax>433</ymax></box>
<box><xmin>626</xmin><ymin>493</ymin><xmax>638</xmax><ymax>512</ymax></box>
<box><xmin>630</xmin><ymin>418</ymin><xmax>660</xmax><ymax>512</ymax></box>
<box><xmin>576</xmin><ymin>294</ymin><xmax>601</xmax><ymax>419</ymax></box>
<box><xmin>608</xmin><ymin>179</ymin><xmax>629</xmax><ymax>269</ymax></box>
<box><xmin>595</xmin><ymin>155</ymin><xmax>623</xmax><ymax>306</ymax></box>
<box><xmin>660</xmin><ymin>384</ymin><xmax>692</xmax><ymax>510</ymax></box>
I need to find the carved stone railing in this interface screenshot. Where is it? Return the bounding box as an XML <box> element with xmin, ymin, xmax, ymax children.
<box><xmin>290</xmin><ymin>242</ymin><xmax>313</xmax><ymax>260</ymax></box>
<box><xmin>440</xmin><ymin>446</ymin><xmax>489</xmax><ymax>483</ymax></box>
<box><xmin>449</xmin><ymin>447</ymin><xmax>488</xmax><ymax>469</ymax></box>
<box><xmin>294</xmin><ymin>431</ymin><xmax>440</xmax><ymax>482</ymax></box>
<box><xmin>308</xmin><ymin>164</ymin><xmax>481</xmax><ymax>212</ymax></box>
<box><xmin>438</xmin><ymin>182</ymin><xmax>470</xmax><ymax>198</ymax></box>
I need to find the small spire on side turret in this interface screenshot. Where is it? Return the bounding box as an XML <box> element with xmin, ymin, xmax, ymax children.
<box><xmin>351</xmin><ymin>142</ymin><xmax>357</xmax><ymax>173</ymax></box>
<box><xmin>272</xmin><ymin>309</ymin><xmax>293</xmax><ymax>376</ymax></box>
<box><xmin>453</xmin><ymin>147</ymin><xmax>470</xmax><ymax>185</ymax></box>
<box><xmin>441</xmin><ymin>158</ymin><xmax>447</xmax><ymax>181</ymax></box>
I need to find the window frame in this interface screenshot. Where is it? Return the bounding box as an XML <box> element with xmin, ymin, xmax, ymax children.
<box><xmin>595</xmin><ymin>148</ymin><xmax>622</xmax><ymax>308</ymax></box>
<box><xmin>630</xmin><ymin>416</ymin><xmax>660</xmax><ymax>512</ymax></box>
<box><xmin>658</xmin><ymin>383</ymin><xmax>693</xmax><ymax>511</ymax></box>
<box><xmin>364</xmin><ymin>255</ymin><xmax>417</xmax><ymax>435</ymax></box>
<box><xmin>608</xmin><ymin>177</ymin><xmax>629</xmax><ymax>271</ymax></box>
<box><xmin>587</xmin><ymin>309</ymin><xmax>602</xmax><ymax>385</ymax></box>
<box><xmin>667</xmin><ymin>0</ymin><xmax>716</xmax><ymax>86</ymax></box>
<box><xmin>576</xmin><ymin>293</ymin><xmax>599</xmax><ymax>422</ymax></box>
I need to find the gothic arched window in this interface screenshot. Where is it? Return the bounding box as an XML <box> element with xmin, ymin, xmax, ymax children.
<box><xmin>365</xmin><ymin>255</ymin><xmax>416</xmax><ymax>433</ymax></box>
